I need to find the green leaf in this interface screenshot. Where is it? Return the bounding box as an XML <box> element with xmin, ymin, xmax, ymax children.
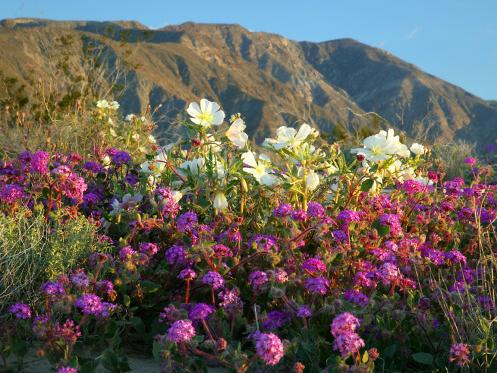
<box><xmin>362</xmin><ymin>350</ymin><xmax>369</xmax><ymax>364</ymax></box>
<box><xmin>140</xmin><ymin>280</ymin><xmax>161</xmax><ymax>293</ymax></box>
<box><xmin>412</xmin><ymin>352</ymin><xmax>434</xmax><ymax>365</ymax></box>
<box><xmin>101</xmin><ymin>349</ymin><xmax>119</xmax><ymax>371</ymax></box>
<box><xmin>80</xmin><ymin>359</ymin><xmax>98</xmax><ymax>373</ymax></box>
<box><xmin>123</xmin><ymin>294</ymin><xmax>131</xmax><ymax>307</ymax></box>
<box><xmin>130</xmin><ymin>316</ymin><xmax>146</xmax><ymax>334</ymax></box>
<box><xmin>360</xmin><ymin>179</ymin><xmax>374</xmax><ymax>192</ymax></box>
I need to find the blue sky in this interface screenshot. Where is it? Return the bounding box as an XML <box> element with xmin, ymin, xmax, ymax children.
<box><xmin>2</xmin><ymin>0</ymin><xmax>496</xmax><ymax>99</ymax></box>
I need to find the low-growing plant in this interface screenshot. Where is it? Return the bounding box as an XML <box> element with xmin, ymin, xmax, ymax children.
<box><xmin>0</xmin><ymin>98</ymin><xmax>496</xmax><ymax>372</ymax></box>
<box><xmin>0</xmin><ymin>207</ymin><xmax>111</xmax><ymax>308</ymax></box>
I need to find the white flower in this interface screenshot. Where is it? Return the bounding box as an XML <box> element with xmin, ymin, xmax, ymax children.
<box><xmin>96</xmin><ymin>99</ymin><xmax>109</xmax><ymax>109</ymax></box>
<box><xmin>206</xmin><ymin>134</ymin><xmax>222</xmax><ymax>153</ymax></box>
<box><xmin>351</xmin><ymin>129</ymin><xmax>409</xmax><ymax>162</ymax></box>
<box><xmin>172</xmin><ymin>191</ymin><xmax>183</xmax><ymax>203</ymax></box>
<box><xmin>298</xmin><ymin>168</ymin><xmax>320</xmax><ymax>191</ymax></box>
<box><xmin>102</xmin><ymin>155</ymin><xmax>112</xmax><ymax>169</ymax></box>
<box><xmin>132</xmin><ymin>133</ymin><xmax>140</xmax><ymax>141</ymax></box>
<box><xmin>213</xmin><ymin>192</ymin><xmax>228</xmax><ymax>211</ymax></box>
<box><xmin>413</xmin><ymin>176</ymin><xmax>433</xmax><ymax>186</ymax></box>
<box><xmin>323</xmin><ymin>162</ymin><xmax>339</xmax><ymax>175</ymax></box>
<box><xmin>148</xmin><ymin>135</ymin><xmax>157</xmax><ymax>144</ymax></box>
<box><xmin>187</xmin><ymin>99</ymin><xmax>225</xmax><ymax>127</ymax></box>
<box><xmin>241</xmin><ymin>151</ymin><xmax>278</xmax><ymax>186</ymax></box>
<box><xmin>110</xmin><ymin>193</ymin><xmax>143</xmax><ymax>216</ymax></box>
<box><xmin>263</xmin><ymin>123</ymin><xmax>316</xmax><ymax>150</ymax></box>
<box><xmin>96</xmin><ymin>99</ymin><xmax>119</xmax><ymax>110</ymax></box>
<box><xmin>179</xmin><ymin>157</ymin><xmax>205</xmax><ymax>176</ymax></box>
<box><xmin>178</xmin><ymin>157</ymin><xmax>225</xmax><ymax>179</ymax></box>
<box><xmin>225</xmin><ymin>118</ymin><xmax>248</xmax><ymax>148</ymax></box>
<box><xmin>126</xmin><ymin>114</ymin><xmax>136</xmax><ymax>121</ymax></box>
<box><xmin>410</xmin><ymin>143</ymin><xmax>425</xmax><ymax>156</ymax></box>
<box><xmin>386</xmin><ymin>160</ymin><xmax>416</xmax><ymax>182</ymax></box>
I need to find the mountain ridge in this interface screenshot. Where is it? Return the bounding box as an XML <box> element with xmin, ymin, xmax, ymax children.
<box><xmin>0</xmin><ymin>18</ymin><xmax>495</xmax><ymax>147</ymax></box>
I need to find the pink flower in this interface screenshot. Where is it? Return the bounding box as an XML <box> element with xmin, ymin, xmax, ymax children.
<box><xmin>166</xmin><ymin>319</ymin><xmax>196</xmax><ymax>343</ymax></box>
<box><xmin>254</xmin><ymin>332</ymin><xmax>284</xmax><ymax>366</ymax></box>
<box><xmin>449</xmin><ymin>343</ymin><xmax>471</xmax><ymax>367</ymax></box>
<box><xmin>330</xmin><ymin>312</ymin><xmax>361</xmax><ymax>338</ymax></box>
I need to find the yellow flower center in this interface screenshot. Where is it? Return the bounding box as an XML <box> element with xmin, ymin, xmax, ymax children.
<box><xmin>198</xmin><ymin>112</ymin><xmax>214</xmax><ymax>124</ymax></box>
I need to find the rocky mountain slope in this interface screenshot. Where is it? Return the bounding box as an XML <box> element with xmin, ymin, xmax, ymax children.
<box><xmin>1</xmin><ymin>18</ymin><xmax>496</xmax><ymax>146</ymax></box>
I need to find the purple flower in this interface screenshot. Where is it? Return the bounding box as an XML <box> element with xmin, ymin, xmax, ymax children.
<box><xmin>464</xmin><ymin>157</ymin><xmax>477</xmax><ymax>167</ymax></box>
<box><xmin>0</xmin><ymin>184</ymin><xmax>25</xmax><ymax>204</ymax></box>
<box><xmin>378</xmin><ymin>213</ymin><xmax>403</xmax><ymax>236</ymax></box>
<box><xmin>30</xmin><ymin>151</ymin><xmax>50</xmax><ymax>174</ymax></box>
<box><xmin>291</xmin><ymin>209</ymin><xmax>307</xmax><ymax>221</ymax></box>
<box><xmin>248</xmin><ymin>234</ymin><xmax>279</xmax><ymax>252</ymax></box>
<box><xmin>111</xmin><ymin>150</ymin><xmax>131</xmax><ymax>166</ymax></box>
<box><xmin>57</xmin><ymin>367</ymin><xmax>78</xmax><ymax>373</ymax></box>
<box><xmin>124</xmin><ymin>173</ymin><xmax>139</xmax><ymax>186</ymax></box>
<box><xmin>218</xmin><ymin>288</ymin><xmax>243</xmax><ymax>313</ymax></box>
<box><xmin>63</xmin><ymin>173</ymin><xmax>87</xmax><ymax>201</ymax></box>
<box><xmin>378</xmin><ymin>262</ymin><xmax>401</xmax><ymax>285</ymax></box>
<box><xmin>445</xmin><ymin>250</ymin><xmax>467</xmax><ymax>266</ymax></box>
<box><xmin>344</xmin><ymin>289</ymin><xmax>369</xmax><ymax>307</ymax></box>
<box><xmin>188</xmin><ymin>303</ymin><xmax>215</xmax><ymax>320</ymax></box>
<box><xmin>176</xmin><ymin>211</ymin><xmax>198</xmax><ymax>233</ymax></box>
<box><xmin>330</xmin><ymin>312</ymin><xmax>361</xmax><ymax>337</ymax></box>
<box><xmin>178</xmin><ymin>268</ymin><xmax>197</xmax><ymax>280</ymax></box>
<box><xmin>262</xmin><ymin>310</ymin><xmax>290</xmax><ymax>330</ymax></box>
<box><xmin>83</xmin><ymin>161</ymin><xmax>104</xmax><ymax>174</ymax></box>
<box><xmin>254</xmin><ymin>332</ymin><xmax>284</xmax><ymax>366</ymax></box>
<box><xmin>304</xmin><ymin>277</ymin><xmax>329</xmax><ymax>295</ymax></box>
<box><xmin>96</xmin><ymin>280</ymin><xmax>114</xmax><ymax>297</ymax></box>
<box><xmin>302</xmin><ymin>257</ymin><xmax>326</xmax><ymax>276</ymax></box>
<box><xmin>165</xmin><ymin>245</ymin><xmax>186</xmax><ymax>265</ymax></box>
<box><xmin>333</xmin><ymin>332</ymin><xmax>365</xmax><ymax>358</ymax></box>
<box><xmin>201</xmin><ymin>271</ymin><xmax>224</xmax><ymax>290</ymax></box>
<box><xmin>248</xmin><ymin>270</ymin><xmax>269</xmax><ymax>290</ymax></box>
<box><xmin>9</xmin><ymin>303</ymin><xmax>31</xmax><ymax>319</ymax></box>
<box><xmin>270</xmin><ymin>268</ymin><xmax>288</xmax><ymax>283</ymax></box>
<box><xmin>166</xmin><ymin>319</ymin><xmax>196</xmax><ymax>343</ymax></box>
<box><xmin>32</xmin><ymin>315</ymin><xmax>50</xmax><ymax>338</ymax></box>
<box><xmin>41</xmin><ymin>281</ymin><xmax>65</xmax><ymax>297</ymax></box>
<box><xmin>155</xmin><ymin>187</ymin><xmax>181</xmax><ymax>217</ymax></box>
<box><xmin>273</xmin><ymin>203</ymin><xmax>292</xmax><ymax>217</ymax></box>
<box><xmin>449</xmin><ymin>343</ymin><xmax>470</xmax><ymax>367</ymax></box>
<box><xmin>139</xmin><ymin>243</ymin><xmax>160</xmax><ymax>256</ymax></box>
<box><xmin>306</xmin><ymin>202</ymin><xmax>326</xmax><ymax>218</ymax></box>
<box><xmin>70</xmin><ymin>270</ymin><xmax>90</xmax><ymax>289</ymax></box>
<box><xmin>119</xmin><ymin>246</ymin><xmax>137</xmax><ymax>261</ymax></box>
<box><xmin>337</xmin><ymin>210</ymin><xmax>360</xmax><ymax>223</ymax></box>
<box><xmin>75</xmin><ymin>294</ymin><xmax>103</xmax><ymax>316</ymax></box>
<box><xmin>211</xmin><ymin>244</ymin><xmax>232</xmax><ymax>257</ymax></box>
<box><xmin>297</xmin><ymin>305</ymin><xmax>312</xmax><ymax>318</ymax></box>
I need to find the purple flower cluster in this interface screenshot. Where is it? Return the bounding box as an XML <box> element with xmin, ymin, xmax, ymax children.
<box><xmin>201</xmin><ymin>271</ymin><xmax>224</xmax><ymax>290</ymax></box>
<box><xmin>166</xmin><ymin>319</ymin><xmax>196</xmax><ymax>343</ymax></box>
<box><xmin>248</xmin><ymin>270</ymin><xmax>269</xmax><ymax>290</ymax></box>
<box><xmin>331</xmin><ymin>312</ymin><xmax>365</xmax><ymax>358</ymax></box>
<box><xmin>253</xmin><ymin>332</ymin><xmax>284</xmax><ymax>366</ymax></box>
<box><xmin>304</xmin><ymin>276</ymin><xmax>329</xmax><ymax>295</ymax></box>
<box><xmin>188</xmin><ymin>303</ymin><xmax>215</xmax><ymax>320</ymax></box>
<box><xmin>0</xmin><ymin>184</ymin><xmax>25</xmax><ymax>204</ymax></box>
<box><xmin>176</xmin><ymin>211</ymin><xmax>198</xmax><ymax>233</ymax></box>
<box><xmin>9</xmin><ymin>303</ymin><xmax>32</xmax><ymax>319</ymax></box>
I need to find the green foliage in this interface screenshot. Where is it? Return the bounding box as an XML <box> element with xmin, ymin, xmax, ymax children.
<box><xmin>0</xmin><ymin>207</ymin><xmax>110</xmax><ymax>309</ymax></box>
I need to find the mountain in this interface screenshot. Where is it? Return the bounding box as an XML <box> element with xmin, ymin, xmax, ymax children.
<box><xmin>1</xmin><ymin>18</ymin><xmax>496</xmax><ymax>146</ymax></box>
